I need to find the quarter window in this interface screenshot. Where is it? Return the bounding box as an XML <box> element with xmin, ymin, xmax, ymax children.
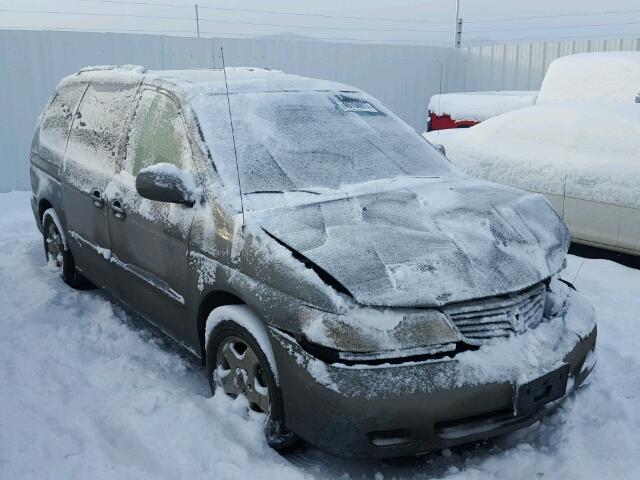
<box><xmin>38</xmin><ymin>83</ymin><xmax>86</xmax><ymax>164</ymax></box>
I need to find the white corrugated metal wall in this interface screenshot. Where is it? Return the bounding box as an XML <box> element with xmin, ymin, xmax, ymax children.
<box><xmin>463</xmin><ymin>37</ymin><xmax>640</xmax><ymax>91</ymax></box>
<box><xmin>0</xmin><ymin>29</ymin><xmax>465</xmax><ymax>192</ymax></box>
<box><xmin>1</xmin><ymin>29</ymin><xmax>639</xmax><ymax>192</ymax></box>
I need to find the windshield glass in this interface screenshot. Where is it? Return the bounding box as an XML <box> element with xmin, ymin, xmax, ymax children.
<box><xmin>193</xmin><ymin>90</ymin><xmax>453</xmax><ymax>194</ymax></box>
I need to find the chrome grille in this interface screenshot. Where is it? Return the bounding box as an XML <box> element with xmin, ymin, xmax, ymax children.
<box><xmin>444</xmin><ymin>283</ymin><xmax>546</xmax><ymax>343</ymax></box>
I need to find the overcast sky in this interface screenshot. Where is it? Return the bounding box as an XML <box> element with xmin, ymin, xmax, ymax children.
<box><xmin>1</xmin><ymin>0</ymin><xmax>640</xmax><ymax>47</ymax></box>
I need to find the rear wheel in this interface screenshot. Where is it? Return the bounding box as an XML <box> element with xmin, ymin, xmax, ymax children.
<box><xmin>42</xmin><ymin>211</ymin><xmax>93</xmax><ymax>290</ymax></box>
<box><xmin>206</xmin><ymin>310</ymin><xmax>300</xmax><ymax>451</ymax></box>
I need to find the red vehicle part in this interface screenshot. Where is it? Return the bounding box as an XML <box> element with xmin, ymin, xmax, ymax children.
<box><xmin>428</xmin><ymin>112</ymin><xmax>478</xmax><ymax>131</ymax></box>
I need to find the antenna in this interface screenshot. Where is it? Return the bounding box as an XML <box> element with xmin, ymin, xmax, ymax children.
<box><xmin>220</xmin><ymin>47</ymin><xmax>246</xmax><ymax>225</ymax></box>
<box><xmin>436</xmin><ymin>61</ymin><xmax>444</xmax><ymax>135</ymax></box>
<box><xmin>561</xmin><ymin>174</ymin><xmax>567</xmax><ymax>221</ymax></box>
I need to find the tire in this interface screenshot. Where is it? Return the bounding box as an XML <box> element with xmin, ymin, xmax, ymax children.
<box><xmin>206</xmin><ymin>310</ymin><xmax>301</xmax><ymax>451</ymax></box>
<box><xmin>42</xmin><ymin>211</ymin><xmax>93</xmax><ymax>290</ymax></box>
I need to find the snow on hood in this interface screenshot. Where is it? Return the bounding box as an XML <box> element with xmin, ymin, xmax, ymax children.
<box><xmin>254</xmin><ymin>177</ymin><xmax>569</xmax><ymax>307</ymax></box>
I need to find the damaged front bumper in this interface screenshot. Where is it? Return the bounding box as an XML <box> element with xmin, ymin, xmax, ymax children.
<box><xmin>269</xmin><ymin>287</ymin><xmax>597</xmax><ymax>458</ymax></box>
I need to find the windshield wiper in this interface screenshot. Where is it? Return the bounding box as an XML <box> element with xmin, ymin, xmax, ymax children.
<box><xmin>244</xmin><ymin>189</ymin><xmax>321</xmax><ymax>195</ymax></box>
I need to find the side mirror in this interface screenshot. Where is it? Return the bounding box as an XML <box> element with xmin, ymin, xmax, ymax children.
<box><xmin>135</xmin><ymin>163</ymin><xmax>197</xmax><ymax>206</ymax></box>
<box><xmin>433</xmin><ymin>143</ymin><xmax>446</xmax><ymax>157</ymax></box>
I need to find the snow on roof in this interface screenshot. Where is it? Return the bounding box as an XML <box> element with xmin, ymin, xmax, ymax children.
<box><xmin>77</xmin><ymin>64</ymin><xmax>146</xmax><ymax>74</ymax></box>
<box><xmin>537</xmin><ymin>51</ymin><xmax>640</xmax><ymax>105</ymax></box>
<box><xmin>428</xmin><ymin>91</ymin><xmax>538</xmax><ymax>122</ymax></box>
<box><xmin>60</xmin><ymin>65</ymin><xmax>356</xmax><ymax>98</ymax></box>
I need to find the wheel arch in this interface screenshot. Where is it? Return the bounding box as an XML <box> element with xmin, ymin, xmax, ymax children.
<box><xmin>41</xmin><ymin>205</ymin><xmax>68</xmax><ymax>250</ymax></box>
<box><xmin>38</xmin><ymin>198</ymin><xmax>54</xmax><ymax>229</ymax></box>
<box><xmin>196</xmin><ymin>289</ymin><xmax>245</xmax><ymax>362</ymax></box>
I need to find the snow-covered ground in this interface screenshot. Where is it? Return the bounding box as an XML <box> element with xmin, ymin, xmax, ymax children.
<box><xmin>1</xmin><ymin>190</ymin><xmax>639</xmax><ymax>480</ymax></box>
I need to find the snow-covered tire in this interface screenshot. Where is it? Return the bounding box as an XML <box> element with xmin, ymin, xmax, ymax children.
<box><xmin>206</xmin><ymin>305</ymin><xmax>300</xmax><ymax>451</ymax></box>
<box><xmin>42</xmin><ymin>209</ymin><xmax>93</xmax><ymax>290</ymax></box>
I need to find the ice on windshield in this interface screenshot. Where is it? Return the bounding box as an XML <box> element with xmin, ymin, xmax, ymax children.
<box><xmin>192</xmin><ymin>90</ymin><xmax>452</xmax><ymax>195</ymax></box>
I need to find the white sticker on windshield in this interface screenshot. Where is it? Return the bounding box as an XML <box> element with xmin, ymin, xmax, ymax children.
<box><xmin>335</xmin><ymin>96</ymin><xmax>378</xmax><ymax>113</ymax></box>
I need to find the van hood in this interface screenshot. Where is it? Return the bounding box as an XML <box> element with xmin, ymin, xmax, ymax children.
<box><xmin>256</xmin><ymin>177</ymin><xmax>569</xmax><ymax>307</ymax></box>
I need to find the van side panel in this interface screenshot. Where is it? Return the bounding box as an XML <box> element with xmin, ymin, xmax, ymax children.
<box><xmin>60</xmin><ymin>81</ymin><xmax>139</xmax><ymax>290</ymax></box>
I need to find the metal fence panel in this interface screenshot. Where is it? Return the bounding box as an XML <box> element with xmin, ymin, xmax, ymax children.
<box><xmin>0</xmin><ymin>29</ymin><xmax>467</xmax><ymax>192</ymax></box>
<box><xmin>2</xmin><ymin>29</ymin><xmax>639</xmax><ymax>192</ymax></box>
<box><xmin>462</xmin><ymin>36</ymin><xmax>640</xmax><ymax>93</ymax></box>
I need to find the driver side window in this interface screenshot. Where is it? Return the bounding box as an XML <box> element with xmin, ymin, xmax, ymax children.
<box><xmin>126</xmin><ymin>90</ymin><xmax>192</xmax><ymax>176</ymax></box>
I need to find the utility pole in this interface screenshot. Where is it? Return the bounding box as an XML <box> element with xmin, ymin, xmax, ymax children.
<box><xmin>454</xmin><ymin>0</ymin><xmax>462</xmax><ymax>48</ymax></box>
<box><xmin>195</xmin><ymin>3</ymin><xmax>200</xmax><ymax>38</ymax></box>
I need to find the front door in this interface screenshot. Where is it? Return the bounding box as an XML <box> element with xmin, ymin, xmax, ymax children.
<box><xmin>106</xmin><ymin>89</ymin><xmax>197</xmax><ymax>342</ymax></box>
<box><xmin>61</xmin><ymin>82</ymin><xmax>139</xmax><ymax>289</ymax></box>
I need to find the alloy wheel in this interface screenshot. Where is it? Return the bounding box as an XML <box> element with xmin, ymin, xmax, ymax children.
<box><xmin>45</xmin><ymin>221</ymin><xmax>64</xmax><ymax>268</ymax></box>
<box><xmin>215</xmin><ymin>336</ymin><xmax>271</xmax><ymax>414</ymax></box>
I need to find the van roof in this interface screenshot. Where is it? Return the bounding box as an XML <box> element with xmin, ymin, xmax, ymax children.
<box><xmin>59</xmin><ymin>64</ymin><xmax>357</xmax><ymax>99</ymax></box>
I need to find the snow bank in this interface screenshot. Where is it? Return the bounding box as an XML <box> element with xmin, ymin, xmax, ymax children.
<box><xmin>424</xmin><ymin>102</ymin><xmax>640</xmax><ymax>209</ymax></box>
<box><xmin>2</xmin><ymin>191</ymin><xmax>640</xmax><ymax>479</ymax></box>
<box><xmin>537</xmin><ymin>52</ymin><xmax>640</xmax><ymax>105</ymax></box>
<box><xmin>0</xmin><ymin>192</ymin><xmax>302</xmax><ymax>480</ymax></box>
<box><xmin>428</xmin><ymin>91</ymin><xmax>538</xmax><ymax>122</ymax></box>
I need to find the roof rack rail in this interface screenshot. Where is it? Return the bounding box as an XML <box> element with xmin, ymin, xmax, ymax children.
<box><xmin>76</xmin><ymin>64</ymin><xmax>146</xmax><ymax>75</ymax></box>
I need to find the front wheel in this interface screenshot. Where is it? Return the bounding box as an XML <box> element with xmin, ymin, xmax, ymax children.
<box><xmin>206</xmin><ymin>307</ymin><xmax>300</xmax><ymax>451</ymax></box>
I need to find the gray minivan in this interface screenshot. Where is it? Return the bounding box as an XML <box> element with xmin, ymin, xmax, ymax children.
<box><xmin>30</xmin><ymin>65</ymin><xmax>597</xmax><ymax>458</ymax></box>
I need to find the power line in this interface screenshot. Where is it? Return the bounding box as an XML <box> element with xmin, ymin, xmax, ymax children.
<box><xmin>0</xmin><ymin>7</ymin><xmax>451</xmax><ymax>34</ymax></box>
<box><xmin>467</xmin><ymin>8</ymin><xmax>640</xmax><ymax>24</ymax></box>
<box><xmin>6</xmin><ymin>3</ymin><xmax>639</xmax><ymax>46</ymax></box>
<box><xmin>70</xmin><ymin>0</ymin><xmax>640</xmax><ymax>27</ymax></box>
<box><xmin>0</xmin><ymin>8</ymin><xmax>192</xmax><ymax>22</ymax></box>
<box><xmin>197</xmin><ymin>16</ymin><xmax>451</xmax><ymax>34</ymax></box>
<box><xmin>0</xmin><ymin>25</ymin><xmax>452</xmax><ymax>45</ymax></box>
<box><xmin>0</xmin><ymin>25</ymin><xmax>197</xmax><ymax>35</ymax></box>
<box><xmin>204</xmin><ymin>32</ymin><xmax>451</xmax><ymax>45</ymax></box>
<box><xmin>467</xmin><ymin>19</ymin><xmax>640</xmax><ymax>34</ymax></box>
<box><xmin>70</xmin><ymin>0</ymin><xmax>453</xmax><ymax>24</ymax></box>
<box><xmin>72</xmin><ymin>0</ymin><xmax>191</xmax><ymax>6</ymax></box>
<box><xmin>464</xmin><ymin>32</ymin><xmax>640</xmax><ymax>44</ymax></box>
<box><xmin>3</xmin><ymin>24</ymin><xmax>636</xmax><ymax>47</ymax></box>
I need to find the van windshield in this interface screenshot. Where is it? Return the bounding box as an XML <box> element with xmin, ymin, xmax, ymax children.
<box><xmin>193</xmin><ymin>90</ymin><xmax>452</xmax><ymax>194</ymax></box>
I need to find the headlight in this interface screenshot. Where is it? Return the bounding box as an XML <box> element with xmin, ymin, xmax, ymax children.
<box><xmin>297</xmin><ymin>304</ymin><xmax>459</xmax><ymax>355</ymax></box>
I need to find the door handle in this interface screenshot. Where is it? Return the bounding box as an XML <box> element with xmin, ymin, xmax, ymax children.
<box><xmin>111</xmin><ymin>200</ymin><xmax>126</xmax><ymax>220</ymax></box>
<box><xmin>91</xmin><ymin>189</ymin><xmax>104</xmax><ymax>209</ymax></box>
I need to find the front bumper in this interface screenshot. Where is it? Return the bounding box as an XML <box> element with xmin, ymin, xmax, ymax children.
<box><xmin>270</xmin><ymin>289</ymin><xmax>597</xmax><ymax>458</ymax></box>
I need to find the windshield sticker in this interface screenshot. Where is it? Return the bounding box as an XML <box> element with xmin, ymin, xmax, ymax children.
<box><xmin>335</xmin><ymin>96</ymin><xmax>379</xmax><ymax>113</ymax></box>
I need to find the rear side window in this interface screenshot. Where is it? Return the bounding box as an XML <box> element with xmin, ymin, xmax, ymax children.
<box><xmin>125</xmin><ymin>90</ymin><xmax>192</xmax><ymax>176</ymax></box>
<box><xmin>64</xmin><ymin>82</ymin><xmax>139</xmax><ymax>181</ymax></box>
<box><xmin>38</xmin><ymin>83</ymin><xmax>87</xmax><ymax>164</ymax></box>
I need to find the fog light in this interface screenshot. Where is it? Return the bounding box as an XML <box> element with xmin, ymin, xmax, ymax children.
<box><xmin>368</xmin><ymin>429</ymin><xmax>413</xmax><ymax>447</ymax></box>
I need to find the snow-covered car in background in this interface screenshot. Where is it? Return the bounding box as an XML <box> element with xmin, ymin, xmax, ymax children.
<box><xmin>427</xmin><ymin>90</ymin><xmax>538</xmax><ymax>131</ymax></box>
<box><xmin>30</xmin><ymin>65</ymin><xmax>596</xmax><ymax>459</ymax></box>
<box><xmin>425</xmin><ymin>52</ymin><xmax>640</xmax><ymax>257</ymax></box>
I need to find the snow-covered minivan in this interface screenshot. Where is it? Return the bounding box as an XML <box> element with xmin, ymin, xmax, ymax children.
<box><xmin>30</xmin><ymin>65</ymin><xmax>597</xmax><ymax>458</ymax></box>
